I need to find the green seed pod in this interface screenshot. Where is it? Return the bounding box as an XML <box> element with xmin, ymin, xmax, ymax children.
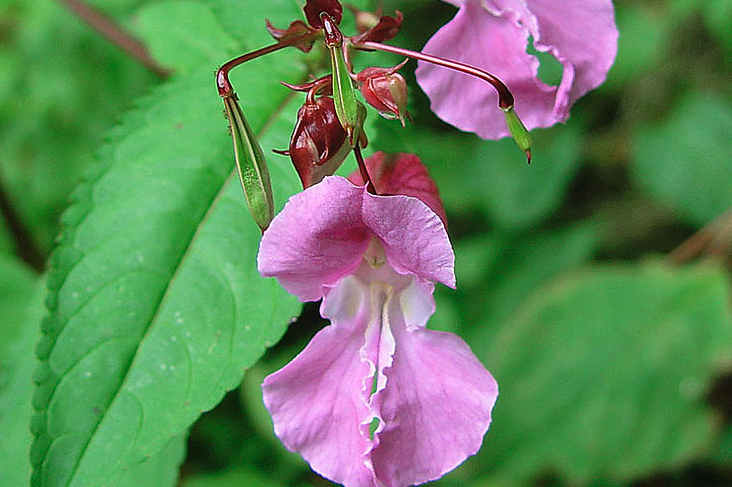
<box><xmin>223</xmin><ymin>95</ymin><xmax>274</xmax><ymax>231</ymax></box>
<box><xmin>503</xmin><ymin>106</ymin><xmax>532</xmax><ymax>164</ymax></box>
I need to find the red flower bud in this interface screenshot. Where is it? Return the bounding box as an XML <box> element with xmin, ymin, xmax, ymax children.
<box><xmin>356</xmin><ymin>61</ymin><xmax>410</xmax><ymax>125</ymax></box>
<box><xmin>289</xmin><ymin>96</ymin><xmax>350</xmax><ymax>188</ymax></box>
<box><xmin>303</xmin><ymin>0</ymin><xmax>342</xmax><ymax>29</ymax></box>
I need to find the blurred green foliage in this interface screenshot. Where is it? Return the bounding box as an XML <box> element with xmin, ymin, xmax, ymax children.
<box><xmin>0</xmin><ymin>0</ymin><xmax>731</xmax><ymax>486</ymax></box>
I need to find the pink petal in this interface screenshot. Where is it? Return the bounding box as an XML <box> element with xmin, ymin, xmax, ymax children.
<box><xmin>262</xmin><ymin>276</ymin><xmax>378</xmax><ymax>487</ymax></box>
<box><xmin>363</xmin><ymin>192</ymin><xmax>455</xmax><ymax>289</ymax></box>
<box><xmin>370</xmin><ymin>292</ymin><xmax>498</xmax><ymax>485</ymax></box>
<box><xmin>257</xmin><ymin>177</ymin><xmax>370</xmax><ymax>301</ymax></box>
<box><xmin>348</xmin><ymin>152</ymin><xmax>448</xmax><ymax>226</ymax></box>
<box><xmin>416</xmin><ymin>0</ymin><xmax>617</xmax><ymax>139</ymax></box>
<box><xmin>258</xmin><ymin>177</ymin><xmax>455</xmax><ymax>299</ymax></box>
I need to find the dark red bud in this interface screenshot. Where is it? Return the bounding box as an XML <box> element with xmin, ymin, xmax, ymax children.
<box><xmin>303</xmin><ymin>0</ymin><xmax>342</xmax><ymax>29</ymax></box>
<box><xmin>265</xmin><ymin>19</ymin><xmax>317</xmax><ymax>52</ymax></box>
<box><xmin>351</xmin><ymin>11</ymin><xmax>403</xmax><ymax>44</ymax></box>
<box><xmin>289</xmin><ymin>96</ymin><xmax>349</xmax><ymax>188</ymax></box>
<box><xmin>356</xmin><ymin>62</ymin><xmax>409</xmax><ymax>124</ymax></box>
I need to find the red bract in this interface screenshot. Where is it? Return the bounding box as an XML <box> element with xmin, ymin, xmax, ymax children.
<box><xmin>303</xmin><ymin>0</ymin><xmax>343</xmax><ymax>28</ymax></box>
<box><xmin>265</xmin><ymin>20</ymin><xmax>317</xmax><ymax>53</ymax></box>
<box><xmin>356</xmin><ymin>62</ymin><xmax>409</xmax><ymax>125</ymax></box>
<box><xmin>289</xmin><ymin>96</ymin><xmax>349</xmax><ymax>188</ymax></box>
<box><xmin>351</xmin><ymin>11</ymin><xmax>403</xmax><ymax>44</ymax></box>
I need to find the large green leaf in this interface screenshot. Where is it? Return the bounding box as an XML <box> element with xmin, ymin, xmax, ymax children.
<box><xmin>632</xmin><ymin>93</ymin><xmax>732</xmax><ymax>227</ymax></box>
<box><xmin>0</xmin><ymin>254</ymin><xmax>44</xmax><ymax>485</ymax></box>
<box><xmin>467</xmin><ymin>262</ymin><xmax>732</xmax><ymax>483</ymax></box>
<box><xmin>128</xmin><ymin>1</ymin><xmax>240</xmax><ymax>74</ymax></box>
<box><xmin>453</xmin><ymin>221</ymin><xmax>599</xmax><ymax>343</ymax></box>
<box><xmin>31</xmin><ymin>1</ymin><xmax>307</xmax><ymax>485</ymax></box>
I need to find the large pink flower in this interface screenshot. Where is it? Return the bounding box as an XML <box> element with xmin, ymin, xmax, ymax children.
<box><xmin>258</xmin><ymin>169</ymin><xmax>497</xmax><ymax>486</ymax></box>
<box><xmin>415</xmin><ymin>0</ymin><xmax>618</xmax><ymax>139</ymax></box>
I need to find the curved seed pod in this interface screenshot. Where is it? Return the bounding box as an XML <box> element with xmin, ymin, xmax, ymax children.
<box><xmin>223</xmin><ymin>95</ymin><xmax>274</xmax><ymax>230</ymax></box>
<box><xmin>321</xmin><ymin>13</ymin><xmax>360</xmax><ymax>144</ymax></box>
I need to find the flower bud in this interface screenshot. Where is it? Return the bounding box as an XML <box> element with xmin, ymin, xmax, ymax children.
<box><xmin>356</xmin><ymin>62</ymin><xmax>409</xmax><ymax>125</ymax></box>
<box><xmin>289</xmin><ymin>96</ymin><xmax>350</xmax><ymax>188</ymax></box>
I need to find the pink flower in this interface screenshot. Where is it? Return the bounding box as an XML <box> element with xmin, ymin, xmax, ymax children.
<box><xmin>415</xmin><ymin>0</ymin><xmax>618</xmax><ymax>139</ymax></box>
<box><xmin>258</xmin><ymin>161</ymin><xmax>497</xmax><ymax>487</ymax></box>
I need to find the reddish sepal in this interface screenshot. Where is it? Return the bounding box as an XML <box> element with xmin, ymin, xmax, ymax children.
<box><xmin>351</xmin><ymin>11</ymin><xmax>403</xmax><ymax>44</ymax></box>
<box><xmin>265</xmin><ymin>19</ymin><xmax>317</xmax><ymax>52</ymax></box>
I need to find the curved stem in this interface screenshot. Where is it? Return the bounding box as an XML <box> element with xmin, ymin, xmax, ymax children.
<box><xmin>352</xmin><ymin>40</ymin><xmax>514</xmax><ymax>109</ymax></box>
<box><xmin>216</xmin><ymin>32</ymin><xmax>320</xmax><ymax>97</ymax></box>
<box><xmin>353</xmin><ymin>145</ymin><xmax>377</xmax><ymax>194</ymax></box>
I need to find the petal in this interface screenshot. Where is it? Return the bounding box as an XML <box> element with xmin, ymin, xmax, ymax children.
<box><xmin>262</xmin><ymin>276</ymin><xmax>378</xmax><ymax>487</ymax></box>
<box><xmin>370</xmin><ymin>298</ymin><xmax>498</xmax><ymax>486</ymax></box>
<box><xmin>525</xmin><ymin>0</ymin><xmax>618</xmax><ymax>109</ymax></box>
<box><xmin>363</xmin><ymin>191</ymin><xmax>455</xmax><ymax>288</ymax></box>
<box><xmin>259</xmin><ymin>177</ymin><xmax>455</xmax><ymax>298</ymax></box>
<box><xmin>417</xmin><ymin>0</ymin><xmax>616</xmax><ymax>139</ymax></box>
<box><xmin>258</xmin><ymin>177</ymin><xmax>371</xmax><ymax>301</ymax></box>
<box><xmin>348</xmin><ymin>152</ymin><xmax>448</xmax><ymax>226</ymax></box>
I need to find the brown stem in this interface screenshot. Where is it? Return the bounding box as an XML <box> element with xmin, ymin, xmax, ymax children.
<box><xmin>352</xmin><ymin>40</ymin><xmax>514</xmax><ymax>109</ymax></box>
<box><xmin>667</xmin><ymin>210</ymin><xmax>732</xmax><ymax>265</ymax></box>
<box><xmin>57</xmin><ymin>0</ymin><xmax>170</xmax><ymax>78</ymax></box>
<box><xmin>353</xmin><ymin>144</ymin><xmax>376</xmax><ymax>194</ymax></box>
<box><xmin>216</xmin><ymin>32</ymin><xmax>320</xmax><ymax>97</ymax></box>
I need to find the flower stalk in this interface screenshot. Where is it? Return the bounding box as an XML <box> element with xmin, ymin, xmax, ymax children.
<box><xmin>351</xmin><ymin>39</ymin><xmax>532</xmax><ymax>163</ymax></box>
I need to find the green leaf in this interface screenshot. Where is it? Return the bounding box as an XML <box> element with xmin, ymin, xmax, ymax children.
<box><xmin>711</xmin><ymin>426</ymin><xmax>732</xmax><ymax>467</ymax></box>
<box><xmin>470</xmin><ymin>262</ymin><xmax>732</xmax><ymax>483</ymax></box>
<box><xmin>115</xmin><ymin>435</ymin><xmax>187</xmax><ymax>487</ymax></box>
<box><xmin>601</xmin><ymin>4</ymin><xmax>668</xmax><ymax>91</ymax></box>
<box><xmin>0</xmin><ymin>254</ymin><xmax>45</xmax><ymax>486</ymax></box>
<box><xmin>0</xmin><ymin>215</ymin><xmax>13</xmax><ymax>254</ymax></box>
<box><xmin>202</xmin><ymin>0</ymin><xmax>307</xmax><ymax>48</ymax></box>
<box><xmin>451</xmin><ymin>221</ymin><xmax>599</xmax><ymax>343</ymax></box>
<box><xmin>0</xmin><ymin>0</ymin><xmax>157</xmax><ymax>254</ymax></box>
<box><xmin>31</xmin><ymin>4</ymin><xmax>307</xmax><ymax>483</ymax></box>
<box><xmin>632</xmin><ymin>92</ymin><xmax>732</xmax><ymax>227</ymax></box>
<box><xmin>129</xmin><ymin>0</ymin><xmax>240</xmax><ymax>74</ymax></box>
<box><xmin>471</xmin><ymin>124</ymin><xmax>582</xmax><ymax>229</ymax></box>
<box><xmin>182</xmin><ymin>466</ymin><xmax>284</xmax><ymax>487</ymax></box>
<box><xmin>702</xmin><ymin>0</ymin><xmax>732</xmax><ymax>56</ymax></box>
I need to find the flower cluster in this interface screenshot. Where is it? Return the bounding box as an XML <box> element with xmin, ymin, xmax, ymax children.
<box><xmin>215</xmin><ymin>1</ymin><xmax>617</xmax><ymax>485</ymax></box>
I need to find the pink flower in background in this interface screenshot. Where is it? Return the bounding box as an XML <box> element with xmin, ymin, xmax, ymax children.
<box><xmin>415</xmin><ymin>0</ymin><xmax>618</xmax><ymax>139</ymax></box>
<box><xmin>258</xmin><ymin>157</ymin><xmax>497</xmax><ymax>487</ymax></box>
